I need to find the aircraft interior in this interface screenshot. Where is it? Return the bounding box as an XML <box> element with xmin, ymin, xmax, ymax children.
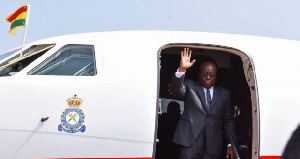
<box><xmin>156</xmin><ymin>46</ymin><xmax>253</xmax><ymax>159</ymax></box>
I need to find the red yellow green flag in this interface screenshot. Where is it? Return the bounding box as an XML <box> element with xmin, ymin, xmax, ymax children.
<box><xmin>5</xmin><ymin>5</ymin><xmax>28</xmax><ymax>35</ymax></box>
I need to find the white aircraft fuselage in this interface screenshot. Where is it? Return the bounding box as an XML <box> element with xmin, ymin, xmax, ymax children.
<box><xmin>0</xmin><ymin>31</ymin><xmax>299</xmax><ymax>159</ymax></box>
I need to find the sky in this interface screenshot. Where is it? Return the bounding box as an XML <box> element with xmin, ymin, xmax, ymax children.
<box><xmin>1</xmin><ymin>0</ymin><xmax>300</xmax><ymax>54</ymax></box>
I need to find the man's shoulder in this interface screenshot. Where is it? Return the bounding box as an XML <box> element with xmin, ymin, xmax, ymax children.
<box><xmin>215</xmin><ymin>86</ymin><xmax>230</xmax><ymax>94</ymax></box>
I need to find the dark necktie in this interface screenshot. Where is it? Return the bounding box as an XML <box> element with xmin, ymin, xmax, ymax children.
<box><xmin>206</xmin><ymin>88</ymin><xmax>212</xmax><ymax>109</ymax></box>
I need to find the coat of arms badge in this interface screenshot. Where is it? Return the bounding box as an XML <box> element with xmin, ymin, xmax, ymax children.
<box><xmin>58</xmin><ymin>95</ymin><xmax>86</xmax><ymax>133</ymax></box>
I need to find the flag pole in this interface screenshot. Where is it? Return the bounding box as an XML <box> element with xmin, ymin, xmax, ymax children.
<box><xmin>20</xmin><ymin>5</ymin><xmax>30</xmax><ymax>57</ymax></box>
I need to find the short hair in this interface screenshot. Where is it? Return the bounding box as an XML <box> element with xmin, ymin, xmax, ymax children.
<box><xmin>167</xmin><ymin>101</ymin><xmax>181</xmax><ymax>114</ymax></box>
<box><xmin>199</xmin><ymin>59</ymin><xmax>218</xmax><ymax>70</ymax></box>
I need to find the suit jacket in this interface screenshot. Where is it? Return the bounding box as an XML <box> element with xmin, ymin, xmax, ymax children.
<box><xmin>171</xmin><ymin>74</ymin><xmax>236</xmax><ymax>157</ymax></box>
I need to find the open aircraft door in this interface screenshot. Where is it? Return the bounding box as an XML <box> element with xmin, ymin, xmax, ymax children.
<box><xmin>156</xmin><ymin>44</ymin><xmax>260</xmax><ymax>159</ymax></box>
<box><xmin>243</xmin><ymin>56</ymin><xmax>260</xmax><ymax>159</ymax></box>
<box><xmin>243</xmin><ymin>56</ymin><xmax>260</xmax><ymax>158</ymax></box>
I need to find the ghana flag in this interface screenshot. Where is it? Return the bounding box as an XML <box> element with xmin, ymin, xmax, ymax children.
<box><xmin>5</xmin><ymin>5</ymin><xmax>29</xmax><ymax>35</ymax></box>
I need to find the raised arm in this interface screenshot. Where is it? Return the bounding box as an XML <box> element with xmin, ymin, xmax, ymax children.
<box><xmin>171</xmin><ymin>48</ymin><xmax>196</xmax><ymax>99</ymax></box>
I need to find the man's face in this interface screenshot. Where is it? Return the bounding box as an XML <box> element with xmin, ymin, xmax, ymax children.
<box><xmin>199</xmin><ymin>62</ymin><xmax>217</xmax><ymax>88</ymax></box>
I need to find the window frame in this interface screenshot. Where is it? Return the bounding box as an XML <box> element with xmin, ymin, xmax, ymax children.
<box><xmin>27</xmin><ymin>44</ymin><xmax>97</xmax><ymax>76</ymax></box>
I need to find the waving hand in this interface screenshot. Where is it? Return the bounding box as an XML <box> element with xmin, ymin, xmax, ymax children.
<box><xmin>179</xmin><ymin>48</ymin><xmax>196</xmax><ymax>72</ymax></box>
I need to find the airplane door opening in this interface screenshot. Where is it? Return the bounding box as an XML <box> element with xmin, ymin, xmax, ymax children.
<box><xmin>155</xmin><ymin>45</ymin><xmax>259</xmax><ymax>159</ymax></box>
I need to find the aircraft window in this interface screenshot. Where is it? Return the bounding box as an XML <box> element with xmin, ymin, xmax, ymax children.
<box><xmin>28</xmin><ymin>44</ymin><xmax>97</xmax><ymax>76</ymax></box>
<box><xmin>0</xmin><ymin>44</ymin><xmax>55</xmax><ymax>76</ymax></box>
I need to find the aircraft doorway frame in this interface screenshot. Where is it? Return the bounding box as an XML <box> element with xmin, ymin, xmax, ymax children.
<box><xmin>155</xmin><ymin>43</ymin><xmax>260</xmax><ymax>159</ymax></box>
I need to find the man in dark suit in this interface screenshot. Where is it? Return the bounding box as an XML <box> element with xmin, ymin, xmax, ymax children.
<box><xmin>171</xmin><ymin>48</ymin><xmax>236</xmax><ymax>159</ymax></box>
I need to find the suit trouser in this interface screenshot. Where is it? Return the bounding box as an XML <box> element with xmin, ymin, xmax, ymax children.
<box><xmin>179</xmin><ymin>131</ymin><xmax>219</xmax><ymax>159</ymax></box>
